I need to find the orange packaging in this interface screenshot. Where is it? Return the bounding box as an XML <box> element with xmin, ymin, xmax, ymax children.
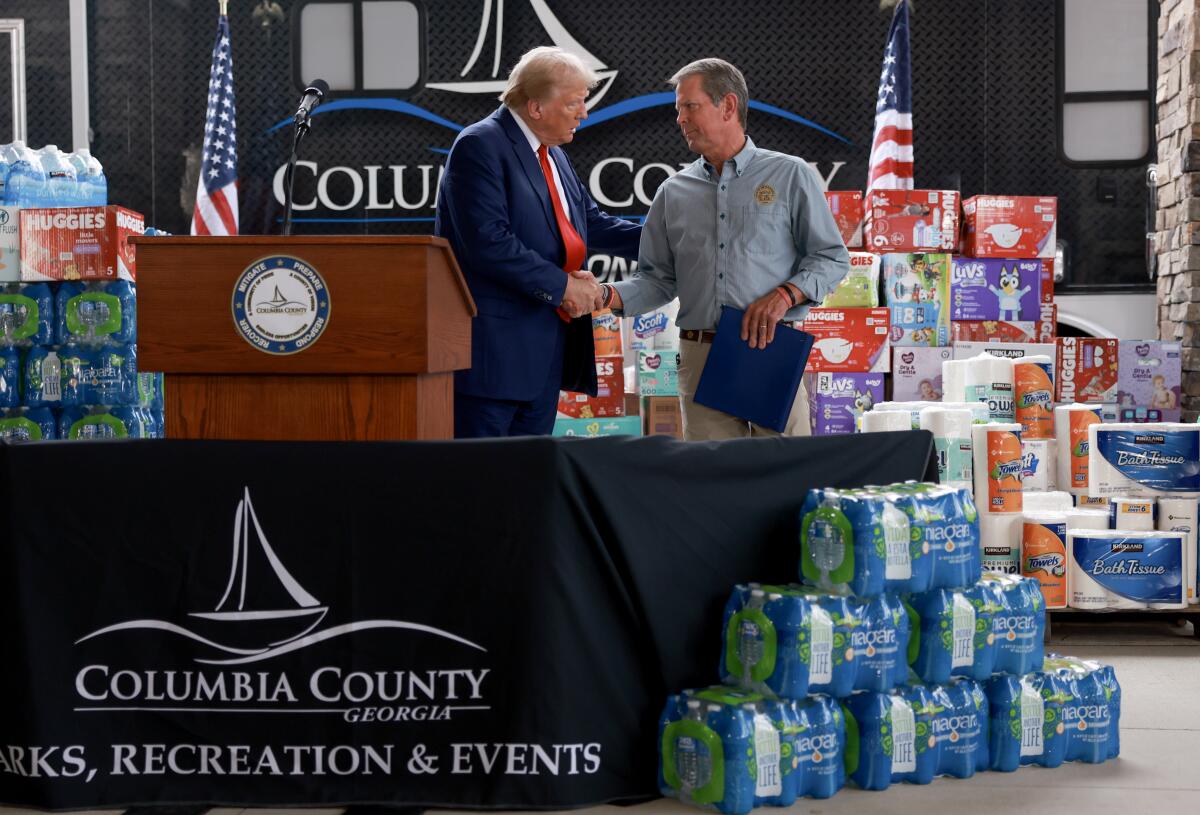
<box><xmin>592</xmin><ymin>309</ymin><xmax>622</xmax><ymax>357</ymax></box>
<box><xmin>557</xmin><ymin>356</ymin><xmax>625</xmax><ymax>418</ymax></box>
<box><xmin>1022</xmin><ymin>518</ymin><xmax>1068</xmax><ymax>609</ymax></box>
<box><xmin>1014</xmin><ymin>359</ymin><xmax>1055</xmax><ymax>439</ymax></box>
<box><xmin>988</xmin><ymin>429</ymin><xmax>1024</xmax><ymax>512</ymax></box>
<box><xmin>1066</xmin><ymin>408</ymin><xmax>1101</xmax><ymax>491</ymax></box>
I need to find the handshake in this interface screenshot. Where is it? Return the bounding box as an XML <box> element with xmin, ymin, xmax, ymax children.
<box><xmin>560</xmin><ymin>269</ymin><xmax>617</xmax><ymax>319</ymax></box>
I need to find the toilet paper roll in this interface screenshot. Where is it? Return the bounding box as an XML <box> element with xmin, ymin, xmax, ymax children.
<box><xmin>942</xmin><ymin>401</ymin><xmax>991</xmax><ymax>424</ymax></box>
<box><xmin>981</xmin><ymin>512</ymin><xmax>1022</xmax><ymax>574</ymax></box>
<box><xmin>1065</xmin><ymin>508</ymin><xmax>1110</xmax><ymax>531</ymax></box>
<box><xmin>1110</xmin><ymin>497</ymin><xmax>1156</xmax><ymax>532</ymax></box>
<box><xmin>920</xmin><ymin>407</ymin><xmax>974</xmax><ymax>488</ymax></box>
<box><xmin>973</xmin><ymin>423</ymin><xmax>1024</xmax><ymax>514</ymax></box>
<box><xmin>964</xmin><ymin>353</ymin><xmax>1016</xmax><ymax>422</ymax></box>
<box><xmin>1014</xmin><ymin>355</ymin><xmax>1055</xmax><ymax>440</ymax></box>
<box><xmin>1157</xmin><ymin>494</ymin><xmax>1200</xmax><ymax>605</ymax></box>
<box><xmin>1088</xmin><ymin>422</ymin><xmax>1200</xmax><ymax>497</ymax></box>
<box><xmin>942</xmin><ymin>358</ymin><xmax>969</xmax><ymax>404</ymax></box>
<box><xmin>861</xmin><ymin>410</ymin><xmax>913</xmax><ymax>433</ymax></box>
<box><xmin>1067</xmin><ymin>530</ymin><xmax>1188</xmax><ymax>610</ymax></box>
<box><xmin>1023</xmin><ymin>491</ymin><xmax>1074</xmax><ymax>513</ymax></box>
<box><xmin>1054</xmin><ymin>404</ymin><xmax>1104</xmax><ymax>495</ymax></box>
<box><xmin>1020</xmin><ymin>438</ymin><xmax>1058</xmax><ymax>492</ymax></box>
<box><xmin>872</xmin><ymin>401</ymin><xmax>935</xmax><ymax>430</ymax></box>
<box><xmin>1022</xmin><ymin>511</ymin><xmax>1069</xmax><ymax>609</ymax></box>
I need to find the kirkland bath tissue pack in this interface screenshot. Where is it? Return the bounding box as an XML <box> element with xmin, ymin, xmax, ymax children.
<box><xmin>1087</xmin><ymin>423</ymin><xmax>1200</xmax><ymax>496</ymax></box>
<box><xmin>1067</xmin><ymin>529</ymin><xmax>1187</xmax><ymax>610</ymax></box>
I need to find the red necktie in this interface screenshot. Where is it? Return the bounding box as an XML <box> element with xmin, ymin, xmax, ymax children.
<box><xmin>538</xmin><ymin>144</ymin><xmax>587</xmax><ymax>322</ymax></box>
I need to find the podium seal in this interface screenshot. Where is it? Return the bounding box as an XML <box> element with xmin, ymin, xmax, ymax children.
<box><xmin>232</xmin><ymin>255</ymin><xmax>331</xmax><ymax>354</ymax></box>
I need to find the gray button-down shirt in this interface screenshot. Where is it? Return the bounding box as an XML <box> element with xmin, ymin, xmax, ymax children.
<box><xmin>612</xmin><ymin>136</ymin><xmax>850</xmax><ymax>330</ymax></box>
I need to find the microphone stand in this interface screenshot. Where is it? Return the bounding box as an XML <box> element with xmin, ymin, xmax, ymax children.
<box><xmin>281</xmin><ymin>115</ymin><xmax>311</xmax><ymax>237</ymax></box>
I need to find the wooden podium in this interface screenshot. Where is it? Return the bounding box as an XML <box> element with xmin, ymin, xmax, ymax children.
<box><xmin>133</xmin><ymin>236</ymin><xmax>475</xmax><ymax>441</ymax></box>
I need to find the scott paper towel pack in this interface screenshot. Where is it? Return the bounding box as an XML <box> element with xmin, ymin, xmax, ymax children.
<box><xmin>1088</xmin><ymin>423</ymin><xmax>1200</xmax><ymax>497</ymax></box>
<box><xmin>973</xmin><ymin>423</ymin><xmax>1024</xmax><ymax>513</ymax></box>
<box><xmin>1155</xmin><ymin>495</ymin><xmax>1199</xmax><ymax>604</ymax></box>
<box><xmin>1055</xmin><ymin>404</ymin><xmax>1103</xmax><ymax>495</ymax></box>
<box><xmin>1068</xmin><ymin>529</ymin><xmax>1187</xmax><ymax>610</ymax></box>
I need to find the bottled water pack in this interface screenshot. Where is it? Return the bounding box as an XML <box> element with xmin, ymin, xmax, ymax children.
<box><xmin>0</xmin><ymin>142</ymin><xmax>107</xmax><ymax>208</ymax></box>
<box><xmin>0</xmin><ymin>283</ymin><xmax>54</xmax><ymax>346</ymax></box>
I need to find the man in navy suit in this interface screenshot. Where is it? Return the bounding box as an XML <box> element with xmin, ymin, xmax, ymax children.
<box><xmin>435</xmin><ymin>47</ymin><xmax>642</xmax><ymax>438</ymax></box>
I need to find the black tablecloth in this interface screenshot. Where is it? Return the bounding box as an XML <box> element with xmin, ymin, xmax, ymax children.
<box><xmin>0</xmin><ymin>431</ymin><xmax>933</xmax><ymax>809</ymax></box>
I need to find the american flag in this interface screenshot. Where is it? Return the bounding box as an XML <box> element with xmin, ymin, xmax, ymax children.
<box><xmin>191</xmin><ymin>12</ymin><xmax>239</xmax><ymax>235</ymax></box>
<box><xmin>867</xmin><ymin>0</ymin><xmax>913</xmax><ymax>191</ymax></box>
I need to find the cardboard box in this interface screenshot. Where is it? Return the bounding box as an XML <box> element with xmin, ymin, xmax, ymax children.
<box><xmin>864</xmin><ymin>189</ymin><xmax>960</xmax><ymax>252</ymax></box>
<box><xmin>1036</xmin><ymin>302</ymin><xmax>1056</xmax><ymax>342</ymax></box>
<box><xmin>806</xmin><ymin>371</ymin><xmax>886</xmax><ymax>435</ymax></box>
<box><xmin>824</xmin><ymin>190</ymin><xmax>864</xmax><ymax>249</ymax></box>
<box><xmin>1117</xmin><ymin>340</ymin><xmax>1182</xmax><ymax>422</ymax></box>
<box><xmin>557</xmin><ymin>356</ymin><xmax>625</xmax><ymax>418</ymax></box>
<box><xmin>638</xmin><ymin>349</ymin><xmax>680</xmax><ymax>396</ymax></box>
<box><xmin>892</xmin><ymin>346</ymin><xmax>953</xmax><ymax>401</ymax></box>
<box><xmin>882</xmin><ymin>253</ymin><xmax>951</xmax><ymax>346</ymax></box>
<box><xmin>643</xmin><ymin>395</ymin><xmax>683</xmax><ymax>438</ymax></box>
<box><xmin>949</xmin><ymin>258</ymin><xmax>1041</xmax><ymax>321</ymax></box>
<box><xmin>592</xmin><ymin>309</ymin><xmax>622</xmax><ymax>357</ymax></box>
<box><xmin>820</xmin><ymin>252</ymin><xmax>880</xmax><ymax>308</ymax></box>
<box><xmin>1040</xmin><ymin>259</ymin><xmax>1055</xmax><ymax>303</ymax></box>
<box><xmin>552</xmin><ymin>416</ymin><xmax>643</xmax><ymax>437</ymax></box>
<box><xmin>1056</xmin><ymin>337</ymin><xmax>1118</xmax><ymax>403</ymax></box>
<box><xmin>0</xmin><ymin>207</ymin><xmax>19</xmax><ymax>282</ymax></box>
<box><xmin>628</xmin><ymin>300</ymin><xmax>679</xmax><ymax>351</ymax></box>
<box><xmin>951</xmin><ymin>320</ymin><xmax>1037</xmax><ymax>343</ymax></box>
<box><xmin>962</xmin><ymin>195</ymin><xmax>1057</xmax><ymax>259</ymax></box>
<box><xmin>952</xmin><ymin>341</ymin><xmax>1055</xmax><ymax>361</ymax></box>
<box><xmin>801</xmin><ymin>307</ymin><xmax>891</xmax><ymax>372</ymax></box>
<box><xmin>20</xmin><ymin>206</ymin><xmax>144</xmax><ymax>281</ymax></box>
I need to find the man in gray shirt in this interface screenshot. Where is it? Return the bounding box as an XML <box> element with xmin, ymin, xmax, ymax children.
<box><xmin>598</xmin><ymin>58</ymin><xmax>850</xmax><ymax>440</ymax></box>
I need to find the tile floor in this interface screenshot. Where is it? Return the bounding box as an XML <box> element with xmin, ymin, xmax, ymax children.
<box><xmin>2</xmin><ymin>617</ymin><xmax>1198</xmax><ymax>815</ymax></box>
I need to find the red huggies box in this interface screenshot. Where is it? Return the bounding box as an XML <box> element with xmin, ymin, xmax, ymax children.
<box><xmin>801</xmin><ymin>307</ymin><xmax>891</xmax><ymax>372</ymax></box>
<box><xmin>557</xmin><ymin>356</ymin><xmax>626</xmax><ymax>418</ymax></box>
<box><xmin>962</xmin><ymin>195</ymin><xmax>1057</xmax><ymax>259</ymax></box>
<box><xmin>1056</xmin><ymin>337</ymin><xmax>1118</xmax><ymax>403</ymax></box>
<box><xmin>824</xmin><ymin>190</ymin><xmax>864</xmax><ymax>249</ymax></box>
<box><xmin>863</xmin><ymin>189</ymin><xmax>959</xmax><ymax>252</ymax></box>
<box><xmin>20</xmin><ymin>206</ymin><xmax>143</xmax><ymax>281</ymax></box>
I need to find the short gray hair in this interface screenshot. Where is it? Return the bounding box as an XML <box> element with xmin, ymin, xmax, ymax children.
<box><xmin>669</xmin><ymin>58</ymin><xmax>748</xmax><ymax>128</ymax></box>
<box><xmin>501</xmin><ymin>47</ymin><xmax>599</xmax><ymax>108</ymax></box>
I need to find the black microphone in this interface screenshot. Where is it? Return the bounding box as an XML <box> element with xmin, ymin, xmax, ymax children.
<box><xmin>294</xmin><ymin>79</ymin><xmax>329</xmax><ymax>129</ymax></box>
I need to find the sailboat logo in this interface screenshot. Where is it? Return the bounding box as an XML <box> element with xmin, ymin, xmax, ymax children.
<box><xmin>427</xmin><ymin>0</ymin><xmax>618</xmax><ymax>109</ymax></box>
<box><xmin>256</xmin><ymin>285</ymin><xmax>307</xmax><ymax>313</ymax></box>
<box><xmin>77</xmin><ymin>488</ymin><xmax>486</xmax><ymax>665</ymax></box>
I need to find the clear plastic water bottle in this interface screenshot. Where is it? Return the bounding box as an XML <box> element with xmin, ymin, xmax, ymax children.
<box><xmin>0</xmin><ymin>142</ymin><xmax>14</xmax><ymax>205</ymax></box>
<box><xmin>6</xmin><ymin>142</ymin><xmax>45</xmax><ymax>208</ymax></box>
<box><xmin>37</xmin><ymin>145</ymin><xmax>78</xmax><ymax>208</ymax></box>
<box><xmin>69</xmin><ymin>148</ymin><xmax>107</xmax><ymax>206</ymax></box>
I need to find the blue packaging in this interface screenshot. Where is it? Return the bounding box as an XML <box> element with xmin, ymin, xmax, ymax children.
<box><xmin>894</xmin><ymin>684</ymin><xmax>939</xmax><ymax>784</ymax></box>
<box><xmin>0</xmin><ymin>346</ymin><xmax>19</xmax><ymax>407</ymax></box>
<box><xmin>0</xmin><ymin>283</ymin><xmax>53</xmax><ymax>345</ymax></box>
<box><xmin>58</xmin><ymin>406</ymin><xmax>137</xmax><ymax>440</ymax></box>
<box><xmin>800</xmin><ymin>488</ymin><xmax>926</xmax><ymax>596</ymax></box>
<box><xmin>980</xmin><ymin>572</ymin><xmax>1046</xmax><ymax>675</ymax></box>
<box><xmin>56</xmin><ymin>345</ymin><xmax>91</xmax><ymax>407</ymax></box>
<box><xmin>57</xmin><ymin>281</ymin><xmax>135</xmax><ymax>345</ymax></box>
<box><xmin>907</xmin><ymin>583</ymin><xmax>998</xmax><ymax>684</ymax></box>
<box><xmin>86</xmin><ymin>343</ymin><xmax>138</xmax><ymax>405</ymax></box>
<box><xmin>785</xmin><ymin>589</ymin><xmax>858</xmax><ymax>698</ymax></box>
<box><xmin>789</xmin><ymin>696</ymin><xmax>845</xmax><ymax>799</ymax></box>
<box><xmin>0</xmin><ymin>407</ymin><xmax>55</xmax><ymax>442</ymax></box>
<box><xmin>1046</xmin><ymin>656</ymin><xmax>1119</xmax><ymax>764</ymax></box>
<box><xmin>1092</xmin><ymin>425</ymin><xmax>1200</xmax><ymax>494</ymax></box>
<box><xmin>852</xmin><ymin>593</ymin><xmax>911</xmax><ymax>693</ymax></box>
<box><xmin>108</xmin><ymin>405</ymin><xmax>147</xmax><ymax>438</ymax></box>
<box><xmin>842</xmin><ymin>691</ymin><xmax>919</xmax><ymax>790</ymax></box>
<box><xmin>21</xmin><ymin>346</ymin><xmax>60</xmax><ymax>408</ymax></box>
<box><xmin>136</xmin><ymin>371</ymin><xmax>164</xmax><ymax>408</ymax></box>
<box><xmin>1071</xmin><ymin>531</ymin><xmax>1186</xmax><ymax>606</ymax></box>
<box><xmin>658</xmin><ymin>687</ymin><xmax>780</xmax><ymax>815</ymax></box>
<box><xmin>930</xmin><ymin>679</ymin><xmax>988</xmax><ymax>778</ymax></box>
<box><xmin>104</xmin><ymin>280</ymin><xmax>137</xmax><ymax>343</ymax></box>
<box><xmin>720</xmin><ymin>584</ymin><xmax>816</xmax><ymax>699</ymax></box>
<box><xmin>985</xmin><ymin>671</ymin><xmax>1071</xmax><ymax>770</ymax></box>
<box><xmin>885</xmin><ymin>482</ymin><xmax>982</xmax><ymax>589</ymax></box>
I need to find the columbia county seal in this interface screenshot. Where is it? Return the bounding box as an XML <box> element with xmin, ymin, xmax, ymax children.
<box><xmin>232</xmin><ymin>255</ymin><xmax>330</xmax><ymax>354</ymax></box>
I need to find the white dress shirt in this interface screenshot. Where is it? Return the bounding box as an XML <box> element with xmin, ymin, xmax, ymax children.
<box><xmin>510</xmin><ymin>109</ymin><xmax>574</xmax><ymax>225</ymax></box>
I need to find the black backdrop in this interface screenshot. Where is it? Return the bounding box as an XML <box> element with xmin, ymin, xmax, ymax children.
<box><xmin>0</xmin><ymin>432</ymin><xmax>933</xmax><ymax>809</ymax></box>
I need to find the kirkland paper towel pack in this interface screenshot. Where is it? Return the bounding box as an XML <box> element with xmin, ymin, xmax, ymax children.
<box><xmin>981</xmin><ymin>513</ymin><xmax>1022</xmax><ymax>573</ymax></box>
<box><xmin>1068</xmin><ymin>530</ymin><xmax>1187</xmax><ymax>610</ymax></box>
<box><xmin>1055</xmin><ymin>404</ymin><xmax>1104</xmax><ymax>496</ymax></box>
<box><xmin>1109</xmin><ymin>498</ymin><xmax>1156</xmax><ymax>531</ymax></box>
<box><xmin>973</xmin><ymin>423</ymin><xmax>1024</xmax><ymax>513</ymax></box>
<box><xmin>1156</xmin><ymin>495</ymin><xmax>1199</xmax><ymax>604</ymax></box>
<box><xmin>964</xmin><ymin>352</ymin><xmax>1015</xmax><ymax>421</ymax></box>
<box><xmin>1021</xmin><ymin>438</ymin><xmax>1057</xmax><ymax>492</ymax></box>
<box><xmin>920</xmin><ymin>406</ymin><xmax>974</xmax><ymax>489</ymax></box>
<box><xmin>1014</xmin><ymin>355</ymin><xmax>1055</xmax><ymax>439</ymax></box>
<box><xmin>942</xmin><ymin>357</ymin><xmax>969</xmax><ymax>403</ymax></box>
<box><xmin>1088</xmin><ymin>423</ymin><xmax>1200</xmax><ymax>497</ymax></box>
<box><xmin>943</xmin><ymin>401</ymin><xmax>991</xmax><ymax>424</ymax></box>
<box><xmin>871</xmin><ymin>401</ymin><xmax>936</xmax><ymax>429</ymax></box>
<box><xmin>860</xmin><ymin>410</ymin><xmax>912</xmax><ymax>433</ymax></box>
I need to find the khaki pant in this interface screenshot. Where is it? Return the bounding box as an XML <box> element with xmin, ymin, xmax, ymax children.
<box><xmin>676</xmin><ymin>337</ymin><xmax>812</xmax><ymax>441</ymax></box>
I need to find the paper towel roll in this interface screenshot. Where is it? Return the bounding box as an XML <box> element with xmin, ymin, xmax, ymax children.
<box><xmin>1157</xmin><ymin>494</ymin><xmax>1200</xmax><ymax>605</ymax></box>
<box><xmin>1021</xmin><ymin>438</ymin><xmax>1057</xmax><ymax>492</ymax></box>
<box><xmin>1054</xmin><ymin>404</ymin><xmax>1104</xmax><ymax>495</ymax></box>
<box><xmin>861</xmin><ymin>410</ymin><xmax>913</xmax><ymax>433</ymax></box>
<box><xmin>1022</xmin><ymin>511</ymin><xmax>1069</xmax><ymax>609</ymax></box>
<box><xmin>920</xmin><ymin>407</ymin><xmax>974</xmax><ymax>489</ymax></box>
<box><xmin>872</xmin><ymin>401</ymin><xmax>936</xmax><ymax>429</ymax></box>
<box><xmin>1023</xmin><ymin>491</ymin><xmax>1075</xmax><ymax>512</ymax></box>
<box><xmin>942</xmin><ymin>401</ymin><xmax>991</xmax><ymax>424</ymax></box>
<box><xmin>942</xmin><ymin>358</ymin><xmax>969</xmax><ymax>403</ymax></box>
<box><xmin>1088</xmin><ymin>422</ymin><xmax>1200</xmax><ymax>497</ymax></box>
<box><xmin>964</xmin><ymin>353</ymin><xmax>1015</xmax><ymax>422</ymax></box>
<box><xmin>981</xmin><ymin>512</ymin><xmax>1022</xmax><ymax>574</ymax></box>
<box><xmin>973</xmin><ymin>423</ymin><xmax>1024</xmax><ymax>514</ymax></box>
<box><xmin>1014</xmin><ymin>355</ymin><xmax>1055</xmax><ymax>440</ymax></box>
<box><xmin>1067</xmin><ymin>530</ymin><xmax>1129</xmax><ymax>610</ymax></box>
<box><xmin>1065</xmin><ymin>508</ymin><xmax>1110</xmax><ymax>530</ymax></box>
<box><xmin>1110</xmin><ymin>497</ymin><xmax>1156</xmax><ymax>531</ymax></box>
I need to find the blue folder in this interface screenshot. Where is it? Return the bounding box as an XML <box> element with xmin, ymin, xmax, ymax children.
<box><xmin>693</xmin><ymin>305</ymin><xmax>814</xmax><ymax>433</ymax></box>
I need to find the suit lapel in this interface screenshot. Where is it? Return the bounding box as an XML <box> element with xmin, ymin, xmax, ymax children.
<box><xmin>549</xmin><ymin>147</ymin><xmax>586</xmax><ymax>243</ymax></box>
<box><xmin>496</xmin><ymin>107</ymin><xmax>558</xmax><ymax>237</ymax></box>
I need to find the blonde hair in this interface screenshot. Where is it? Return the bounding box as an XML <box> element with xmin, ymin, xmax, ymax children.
<box><xmin>501</xmin><ymin>46</ymin><xmax>598</xmax><ymax>108</ymax></box>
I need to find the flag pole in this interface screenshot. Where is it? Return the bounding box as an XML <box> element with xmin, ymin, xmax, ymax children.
<box><xmin>219</xmin><ymin>0</ymin><xmax>229</xmax><ymax>16</ymax></box>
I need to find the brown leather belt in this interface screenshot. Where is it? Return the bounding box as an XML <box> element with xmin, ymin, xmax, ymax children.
<box><xmin>679</xmin><ymin>328</ymin><xmax>717</xmax><ymax>343</ymax></box>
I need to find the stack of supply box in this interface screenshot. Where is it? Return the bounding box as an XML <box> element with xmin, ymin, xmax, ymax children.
<box><xmin>552</xmin><ymin>308</ymin><xmax>642</xmax><ymax>438</ymax></box>
<box><xmin>0</xmin><ymin>143</ymin><xmax>164</xmax><ymax>441</ymax></box>
<box><xmin>633</xmin><ymin>300</ymin><xmax>683</xmax><ymax>438</ymax></box>
<box><xmin>656</xmin><ymin>480</ymin><xmax>1121</xmax><ymax>813</ymax></box>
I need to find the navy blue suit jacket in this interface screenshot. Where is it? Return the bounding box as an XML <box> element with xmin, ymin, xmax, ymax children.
<box><xmin>435</xmin><ymin>106</ymin><xmax>641</xmax><ymax>401</ymax></box>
